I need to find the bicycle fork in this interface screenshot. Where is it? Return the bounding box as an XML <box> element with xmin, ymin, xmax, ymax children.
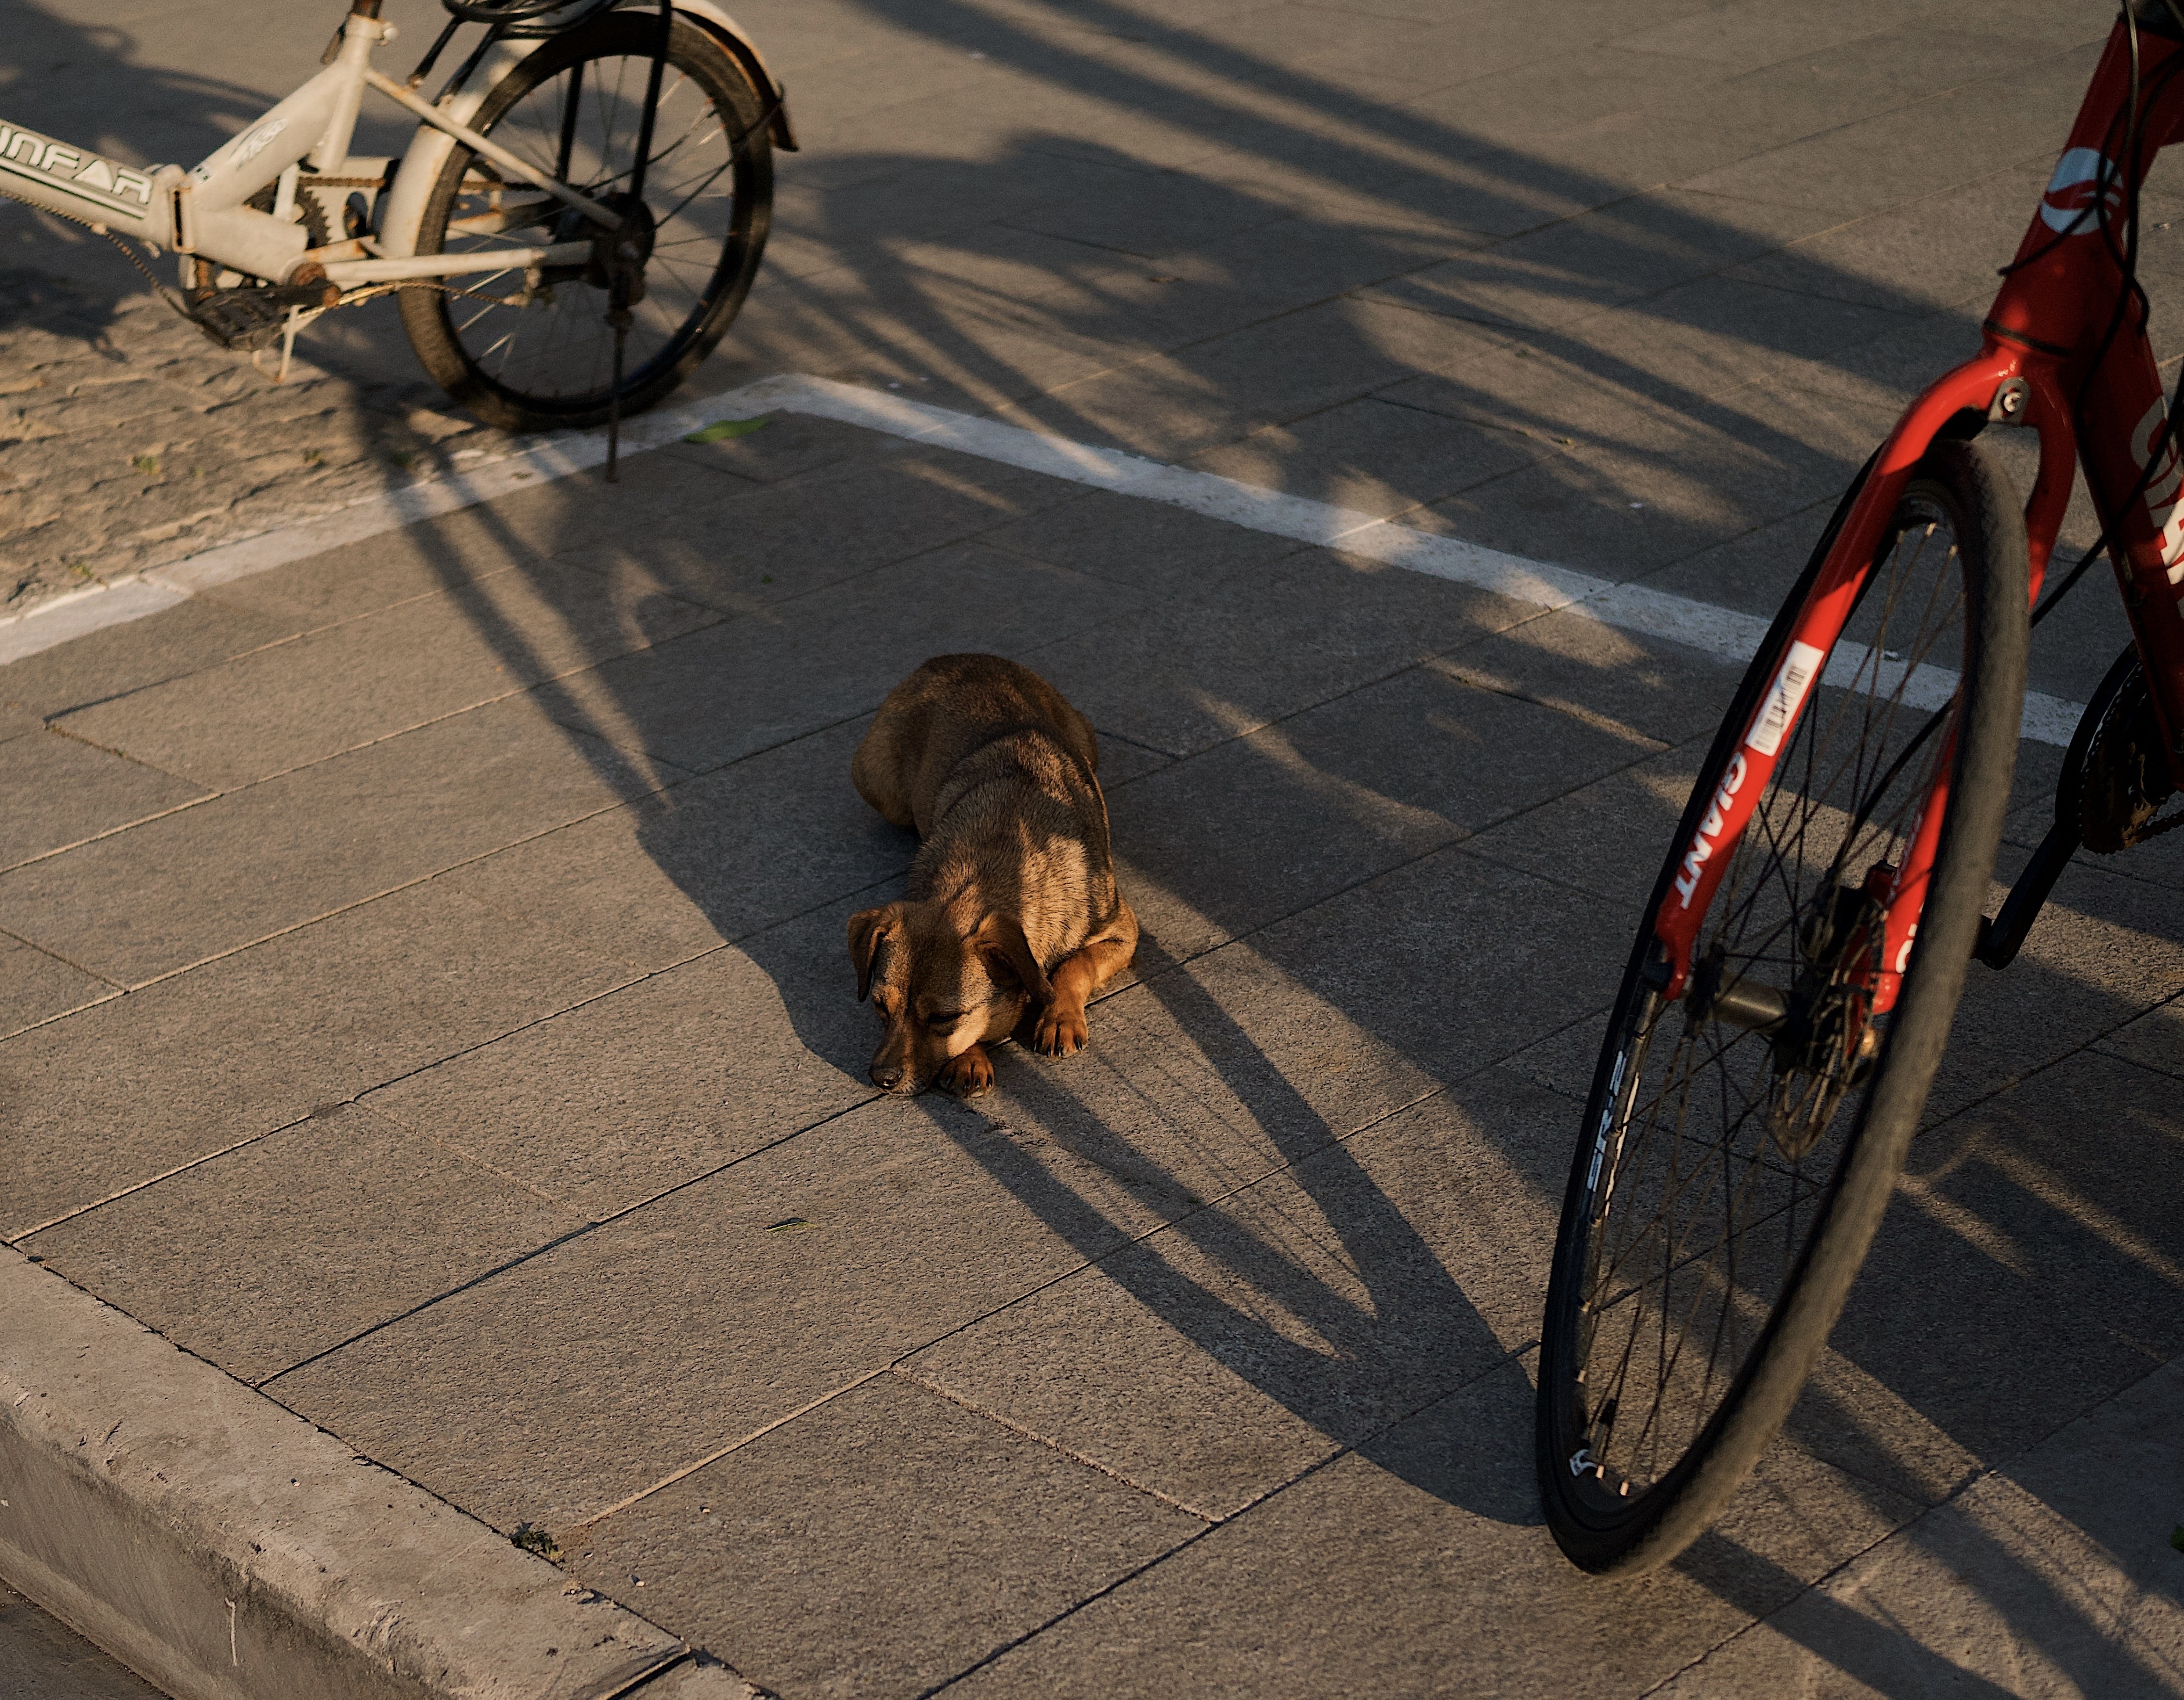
<box><xmin>1650</xmin><ymin>352</ymin><xmax>2042</xmax><ymax>1032</ymax></box>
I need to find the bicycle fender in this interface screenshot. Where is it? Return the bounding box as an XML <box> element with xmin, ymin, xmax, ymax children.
<box><xmin>376</xmin><ymin>3</ymin><xmax>793</xmax><ymax>260</ymax></box>
<box><xmin>670</xmin><ymin>1</ymin><xmax>798</xmax><ymax>150</ymax></box>
<box><xmin>376</xmin><ymin>37</ymin><xmax>538</xmax><ymax>260</ymax></box>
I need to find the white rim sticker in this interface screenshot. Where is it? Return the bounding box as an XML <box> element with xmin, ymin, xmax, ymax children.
<box><xmin>1746</xmin><ymin>640</ymin><xmax>1826</xmax><ymax>757</ymax></box>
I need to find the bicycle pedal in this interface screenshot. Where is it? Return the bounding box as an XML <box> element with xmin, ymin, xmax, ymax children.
<box><xmin>183</xmin><ymin>279</ymin><xmax>340</xmax><ymax>352</ymax></box>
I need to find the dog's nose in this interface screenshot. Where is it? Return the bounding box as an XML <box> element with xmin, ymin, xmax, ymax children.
<box><xmin>870</xmin><ymin>1061</ymin><xmax>906</xmax><ymax>1091</ymax></box>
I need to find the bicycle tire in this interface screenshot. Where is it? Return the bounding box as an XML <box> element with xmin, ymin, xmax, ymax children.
<box><xmin>1536</xmin><ymin>437</ymin><xmax>2029</xmax><ymax>1576</ymax></box>
<box><xmin>399</xmin><ymin>10</ymin><xmax>772</xmax><ymax>432</ymax></box>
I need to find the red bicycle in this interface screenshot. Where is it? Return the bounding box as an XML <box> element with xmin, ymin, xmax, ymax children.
<box><xmin>1537</xmin><ymin>3</ymin><xmax>2184</xmax><ymax>1574</ymax></box>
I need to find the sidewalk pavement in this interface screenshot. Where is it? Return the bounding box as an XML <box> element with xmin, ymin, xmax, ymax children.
<box><xmin>3</xmin><ymin>0</ymin><xmax>2182</xmax><ymax>1695</ymax></box>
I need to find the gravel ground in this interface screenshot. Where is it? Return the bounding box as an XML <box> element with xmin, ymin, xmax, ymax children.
<box><xmin>0</xmin><ymin>266</ymin><xmax>495</xmax><ymax>617</ymax></box>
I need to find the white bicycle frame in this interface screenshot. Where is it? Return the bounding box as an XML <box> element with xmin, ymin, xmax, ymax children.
<box><xmin>0</xmin><ymin>0</ymin><xmax>787</xmax><ymax>293</ymax></box>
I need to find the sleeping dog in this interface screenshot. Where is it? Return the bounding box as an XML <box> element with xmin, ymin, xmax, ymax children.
<box><xmin>847</xmin><ymin>653</ymin><xmax>1139</xmax><ymax>1096</ymax></box>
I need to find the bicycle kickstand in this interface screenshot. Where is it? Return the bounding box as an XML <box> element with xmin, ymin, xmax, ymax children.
<box><xmin>606</xmin><ymin>302</ymin><xmax>629</xmax><ymax>482</ymax></box>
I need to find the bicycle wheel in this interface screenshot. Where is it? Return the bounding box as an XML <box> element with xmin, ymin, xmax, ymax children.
<box><xmin>399</xmin><ymin>10</ymin><xmax>772</xmax><ymax>431</ymax></box>
<box><xmin>1536</xmin><ymin>437</ymin><xmax>2029</xmax><ymax>1575</ymax></box>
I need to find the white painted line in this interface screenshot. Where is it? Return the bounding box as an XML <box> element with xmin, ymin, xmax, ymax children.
<box><xmin>0</xmin><ymin>370</ymin><xmax>2088</xmax><ymax>746</ymax></box>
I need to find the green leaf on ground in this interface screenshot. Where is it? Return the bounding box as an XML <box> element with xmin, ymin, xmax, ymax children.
<box><xmin>683</xmin><ymin>415</ymin><xmax>771</xmax><ymax>444</ymax></box>
<box><xmin>2172</xmin><ymin>1525</ymin><xmax>2184</xmax><ymax>1554</ymax></box>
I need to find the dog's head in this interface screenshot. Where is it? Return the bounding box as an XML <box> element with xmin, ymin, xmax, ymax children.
<box><xmin>846</xmin><ymin>902</ymin><xmax>1051</xmax><ymax>1093</ymax></box>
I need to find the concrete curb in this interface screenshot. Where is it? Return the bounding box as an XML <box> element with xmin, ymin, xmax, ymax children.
<box><xmin>0</xmin><ymin>1249</ymin><xmax>763</xmax><ymax>1700</ymax></box>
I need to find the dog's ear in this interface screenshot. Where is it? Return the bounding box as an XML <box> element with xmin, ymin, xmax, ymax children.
<box><xmin>847</xmin><ymin>905</ymin><xmax>900</xmax><ymax>1001</ymax></box>
<box><xmin>976</xmin><ymin>912</ymin><xmax>1053</xmax><ymax>1004</ymax></box>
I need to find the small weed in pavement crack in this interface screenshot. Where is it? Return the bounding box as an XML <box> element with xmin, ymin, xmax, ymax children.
<box><xmin>512</xmin><ymin>1522</ymin><xmax>563</xmax><ymax>1562</ymax></box>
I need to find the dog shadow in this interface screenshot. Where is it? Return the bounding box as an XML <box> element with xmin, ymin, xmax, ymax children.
<box><xmin>712</xmin><ymin>780</ymin><xmax>1538</xmax><ymax>1526</ymax></box>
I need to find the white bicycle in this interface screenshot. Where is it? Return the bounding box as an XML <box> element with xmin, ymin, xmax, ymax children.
<box><xmin>0</xmin><ymin>0</ymin><xmax>792</xmax><ymax>446</ymax></box>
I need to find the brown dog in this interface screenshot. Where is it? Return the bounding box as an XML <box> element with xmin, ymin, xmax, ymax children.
<box><xmin>847</xmin><ymin>654</ymin><xmax>1139</xmax><ymax>1096</ymax></box>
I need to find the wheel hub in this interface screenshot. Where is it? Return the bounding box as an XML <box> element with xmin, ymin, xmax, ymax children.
<box><xmin>586</xmin><ymin>191</ymin><xmax>656</xmax><ymax>306</ymax></box>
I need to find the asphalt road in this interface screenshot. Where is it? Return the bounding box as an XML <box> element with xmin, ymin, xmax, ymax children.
<box><xmin>0</xmin><ymin>1583</ymin><xmax>168</xmax><ymax>1700</ymax></box>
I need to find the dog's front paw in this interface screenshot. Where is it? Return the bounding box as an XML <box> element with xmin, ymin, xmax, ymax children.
<box><xmin>1033</xmin><ymin>1003</ymin><xmax>1089</xmax><ymax>1057</ymax></box>
<box><xmin>937</xmin><ymin>1044</ymin><xmax>995</xmax><ymax>1097</ymax></box>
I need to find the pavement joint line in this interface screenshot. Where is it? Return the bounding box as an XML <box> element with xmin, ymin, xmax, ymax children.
<box><xmin>564</xmin><ymin>1368</ymin><xmax>897</xmax><ymax>1540</ymax></box>
<box><xmin>910</xmin><ymin>1332</ymin><xmax>1542</xmax><ymax>1700</ymax></box>
<box><xmin>889</xmin><ymin>1364</ymin><xmax>1222</xmax><ymax>1523</ymax></box>
<box><xmin>256</xmin><ymin>1086</ymin><xmax>893</xmax><ymax>1390</ymax></box>
<box><xmin>8</xmin><ymin>1120</ymin><xmax>301</xmax><ymax>1246</ymax></box>
<box><xmin>0</xmin><ymin>372</ymin><xmax>2089</xmax><ymax>746</ymax></box>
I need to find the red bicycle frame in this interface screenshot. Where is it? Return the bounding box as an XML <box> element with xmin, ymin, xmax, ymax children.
<box><xmin>1654</xmin><ymin>15</ymin><xmax>2184</xmax><ymax>1008</ymax></box>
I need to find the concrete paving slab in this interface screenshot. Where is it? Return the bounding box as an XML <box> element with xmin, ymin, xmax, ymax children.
<box><xmin>908</xmin><ymin>1068</ymin><xmax>1564</xmax><ymax>1518</ymax></box>
<box><xmin>653</xmin><ymin>409</ymin><xmax>877</xmax><ymax>487</ymax></box>
<box><xmin>1391</xmin><ymin>45</ymin><xmax>1729</xmax><ymax>154</ymax></box>
<box><xmin>945</xmin><ymin>1352</ymin><xmax>1908</xmax><ymax>1700</ymax></box>
<box><xmin>969</xmin><ymin>932</ymin><xmax>1444</xmax><ymax>1211</ymax></box>
<box><xmin>999</xmin><ymin>168</ymin><xmax>1296</xmax><ymax>262</ymax></box>
<box><xmin>0</xmin><ymin>729</ymin><xmax>206</xmax><ymax>873</ymax></box>
<box><xmin>0</xmin><ymin>933</ymin><xmax>114</xmax><ymax>1041</ymax></box>
<box><xmin>0</xmin><ymin>695</ymin><xmax>672</xmax><ymax>985</ymax></box>
<box><xmin>1409</xmin><ymin>380</ymin><xmax>1899</xmax><ymax>585</ymax></box>
<box><xmin>549</xmin><ymin>439</ymin><xmax>1088</xmax><ymax>621</ymax></box>
<box><xmin>5</xmin><ymin>1</ymin><xmax>2174</xmax><ymax>1691</ymax></box>
<box><xmin>1674</xmin><ymin>45</ymin><xmax>2101</xmax><ymax>218</ymax></box>
<box><xmin>186</xmin><ymin>450</ymin><xmax>761</xmax><ymax>635</ymax></box>
<box><xmin>0</xmin><ymin>596</ymin><xmax>296</xmax><ymax>723</ymax></box>
<box><xmin>1031</xmin><ymin>547</ymin><xmax>1532</xmax><ymax>758</ymax></box>
<box><xmin>1664</xmin><ymin>1359</ymin><xmax>2184</xmax><ymax>1697</ymax></box>
<box><xmin>1552</xmin><ymin>274</ymin><xmax>1925</xmax><ymax>407</ymax></box>
<box><xmin>1932</xmin><ymin>854</ymin><xmax>2184</xmax><ymax>1126</ymax></box>
<box><xmin>1245</xmin><ymin>842</ymin><xmax>1631</xmax><ymax>1084</ymax></box>
<box><xmin>1438</xmin><ymin>610</ymin><xmax>1733</xmax><ymax>748</ymax></box>
<box><xmin>1183</xmin><ymin>394</ymin><xmax>1537</xmax><ymax>520</ymax></box>
<box><xmin>560</xmin><ymin>541</ymin><xmax>1138</xmax><ymax>774</ymax></box>
<box><xmin>838</xmin><ymin>223</ymin><xmax>1317</xmax><ymax>359</ymax></box>
<box><xmin>439</xmin><ymin>715</ymin><xmax>901</xmax><ymax>973</ymax></box>
<box><xmin>1458</xmin><ymin>739</ymin><xmax>1708</xmax><ymax>914</ymax></box>
<box><xmin>361</xmin><ymin>937</ymin><xmax>874</xmax><ymax>1224</ymax></box>
<box><xmin>992</xmin><ymin>297</ymin><xmax>1511</xmax><ymax>461</ymax></box>
<box><xmin>1162</xmin><ymin>210</ymin><xmax>1494</xmax><ymax>317</ymax></box>
<box><xmin>55</xmin><ymin>560</ymin><xmax>721</xmax><ymax>791</ymax></box>
<box><xmin>570</xmin><ymin>1373</ymin><xmax>1204</xmax><ymax>1700</ymax></box>
<box><xmin>1356</xmin><ymin>184</ymin><xmax>1818</xmax><ymax>332</ymax></box>
<box><xmin>0</xmin><ymin>879</ymin><xmax>631</xmax><ymax>1242</ymax></box>
<box><xmin>1813</xmin><ymin>1049</ymin><xmax>2184</xmax><ymax>1507</ymax></box>
<box><xmin>21</xmin><ymin>1102</ymin><xmax>584</xmax><ymax>1388</ymax></box>
<box><xmin>975</xmin><ymin>484</ymin><xmax>1308</xmax><ymax>596</ymax></box>
<box><xmin>1088</xmin><ymin>659</ymin><xmax>1652</xmax><ymax>961</ymax></box>
<box><xmin>1645</xmin><ymin>17</ymin><xmax>2065</xmax><ymax>162</ymax></box>
<box><xmin>269</xmin><ymin>1094</ymin><xmax>1185</xmax><ymax>1536</ymax></box>
<box><xmin>736</xmin><ymin>257</ymin><xmax>1143</xmax><ymax>418</ymax></box>
<box><xmin>1725</xmin><ymin>162</ymin><xmax>2056</xmax><ymax>315</ymax></box>
<box><xmin>1605</xmin><ymin>0</ymin><xmax>1947</xmax><ymax>72</ymax></box>
<box><xmin>2096</xmin><ymin>992</ymin><xmax>2184</xmax><ymax>1082</ymax></box>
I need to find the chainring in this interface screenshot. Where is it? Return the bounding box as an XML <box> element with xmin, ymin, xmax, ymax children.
<box><xmin>2065</xmin><ymin>648</ymin><xmax>2181</xmax><ymax>854</ymax></box>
